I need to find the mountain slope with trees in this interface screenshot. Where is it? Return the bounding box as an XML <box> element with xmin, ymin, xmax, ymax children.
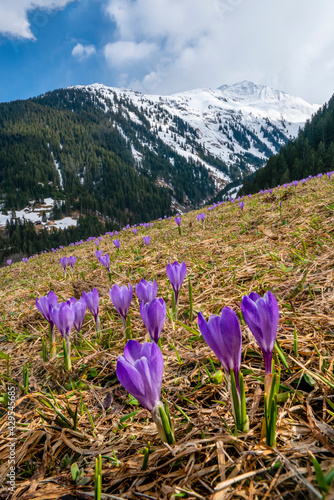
<box><xmin>239</xmin><ymin>94</ymin><xmax>334</xmax><ymax>194</ymax></box>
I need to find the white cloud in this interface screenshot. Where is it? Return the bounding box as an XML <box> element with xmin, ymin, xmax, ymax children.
<box><xmin>104</xmin><ymin>0</ymin><xmax>334</xmax><ymax>103</ymax></box>
<box><xmin>0</xmin><ymin>0</ymin><xmax>78</xmax><ymax>40</ymax></box>
<box><xmin>72</xmin><ymin>43</ymin><xmax>96</xmax><ymax>61</ymax></box>
<box><xmin>104</xmin><ymin>40</ymin><xmax>158</xmax><ymax>67</ymax></box>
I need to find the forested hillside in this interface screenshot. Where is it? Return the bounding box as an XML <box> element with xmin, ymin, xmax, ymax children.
<box><xmin>0</xmin><ymin>88</ymin><xmax>215</xmax><ymax>223</ymax></box>
<box><xmin>240</xmin><ymin>94</ymin><xmax>334</xmax><ymax>194</ymax></box>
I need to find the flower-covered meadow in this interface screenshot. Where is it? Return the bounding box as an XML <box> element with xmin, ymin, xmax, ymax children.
<box><xmin>1</xmin><ymin>175</ymin><xmax>334</xmax><ymax>498</ymax></box>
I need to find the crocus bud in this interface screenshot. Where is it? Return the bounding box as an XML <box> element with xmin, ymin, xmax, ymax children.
<box><xmin>82</xmin><ymin>288</ymin><xmax>100</xmax><ymax>331</ymax></box>
<box><xmin>95</xmin><ymin>250</ymin><xmax>103</xmax><ymax>260</ymax></box>
<box><xmin>143</xmin><ymin>236</ymin><xmax>150</xmax><ymax>246</ymax></box>
<box><xmin>60</xmin><ymin>257</ymin><xmax>67</xmax><ymax>273</ymax></box>
<box><xmin>50</xmin><ymin>302</ymin><xmax>75</xmax><ymax>339</ymax></box>
<box><xmin>68</xmin><ymin>256</ymin><xmax>77</xmax><ymax>270</ymax></box>
<box><xmin>109</xmin><ymin>284</ymin><xmax>133</xmax><ymax>321</ymax></box>
<box><xmin>135</xmin><ymin>279</ymin><xmax>158</xmax><ymax>304</ymax></box>
<box><xmin>140</xmin><ymin>298</ymin><xmax>166</xmax><ymax>343</ymax></box>
<box><xmin>68</xmin><ymin>297</ymin><xmax>86</xmax><ymax>332</ymax></box>
<box><xmin>241</xmin><ymin>291</ymin><xmax>279</xmax><ymax>375</ymax></box>
<box><xmin>166</xmin><ymin>261</ymin><xmax>187</xmax><ymax>304</ymax></box>
<box><xmin>198</xmin><ymin>307</ymin><xmax>242</xmax><ymax>391</ymax></box>
<box><xmin>116</xmin><ymin>340</ymin><xmax>163</xmax><ymax>411</ymax></box>
<box><xmin>99</xmin><ymin>254</ymin><xmax>110</xmax><ymax>273</ymax></box>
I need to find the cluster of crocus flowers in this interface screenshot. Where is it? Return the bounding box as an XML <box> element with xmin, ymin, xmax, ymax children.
<box><xmin>196</xmin><ymin>213</ymin><xmax>205</xmax><ymax>228</ymax></box>
<box><xmin>50</xmin><ymin>302</ymin><xmax>75</xmax><ymax>371</ymax></box>
<box><xmin>241</xmin><ymin>291</ymin><xmax>280</xmax><ymax>446</ymax></box>
<box><xmin>198</xmin><ymin>291</ymin><xmax>279</xmax><ymax>443</ymax></box>
<box><xmin>36</xmin><ymin>291</ymin><xmax>58</xmax><ymax>358</ymax></box>
<box><xmin>116</xmin><ymin>340</ymin><xmax>174</xmax><ymax>444</ymax></box>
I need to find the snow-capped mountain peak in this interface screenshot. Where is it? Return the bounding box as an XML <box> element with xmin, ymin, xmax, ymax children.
<box><xmin>70</xmin><ymin>81</ymin><xmax>320</xmax><ymax>198</ymax></box>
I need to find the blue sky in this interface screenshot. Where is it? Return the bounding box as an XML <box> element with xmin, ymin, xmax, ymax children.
<box><xmin>1</xmin><ymin>0</ymin><xmax>334</xmax><ymax>104</ymax></box>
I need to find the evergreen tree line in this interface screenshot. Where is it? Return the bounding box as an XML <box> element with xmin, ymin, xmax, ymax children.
<box><xmin>239</xmin><ymin>94</ymin><xmax>334</xmax><ymax>194</ymax></box>
<box><xmin>0</xmin><ymin>215</ymin><xmax>113</xmax><ymax>264</ymax></box>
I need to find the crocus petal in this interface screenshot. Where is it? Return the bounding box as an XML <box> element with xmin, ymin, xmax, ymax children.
<box><xmin>116</xmin><ymin>341</ymin><xmax>163</xmax><ymax>411</ymax></box>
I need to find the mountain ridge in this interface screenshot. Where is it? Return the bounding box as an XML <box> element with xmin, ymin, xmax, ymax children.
<box><xmin>70</xmin><ymin>81</ymin><xmax>319</xmax><ymax>192</ymax></box>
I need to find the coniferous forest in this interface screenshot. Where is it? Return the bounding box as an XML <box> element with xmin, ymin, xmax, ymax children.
<box><xmin>239</xmin><ymin>93</ymin><xmax>334</xmax><ymax>194</ymax></box>
<box><xmin>0</xmin><ymin>88</ymin><xmax>218</xmax><ymax>261</ymax></box>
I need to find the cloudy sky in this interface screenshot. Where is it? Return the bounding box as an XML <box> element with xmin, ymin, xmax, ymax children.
<box><xmin>0</xmin><ymin>0</ymin><xmax>334</xmax><ymax>104</ymax></box>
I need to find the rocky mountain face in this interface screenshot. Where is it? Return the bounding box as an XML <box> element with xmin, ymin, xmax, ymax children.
<box><xmin>0</xmin><ymin>81</ymin><xmax>319</xmax><ymax>227</ymax></box>
<box><xmin>72</xmin><ymin>81</ymin><xmax>319</xmax><ymax>196</ymax></box>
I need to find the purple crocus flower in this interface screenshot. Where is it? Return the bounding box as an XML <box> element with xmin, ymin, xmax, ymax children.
<box><xmin>241</xmin><ymin>291</ymin><xmax>279</xmax><ymax>375</ymax></box>
<box><xmin>166</xmin><ymin>261</ymin><xmax>187</xmax><ymax>304</ymax></box>
<box><xmin>36</xmin><ymin>291</ymin><xmax>58</xmax><ymax>325</ymax></box>
<box><xmin>68</xmin><ymin>256</ymin><xmax>77</xmax><ymax>270</ymax></box>
<box><xmin>113</xmin><ymin>239</ymin><xmax>120</xmax><ymax>250</ymax></box>
<box><xmin>68</xmin><ymin>297</ymin><xmax>86</xmax><ymax>332</ymax></box>
<box><xmin>51</xmin><ymin>302</ymin><xmax>75</xmax><ymax>339</ymax></box>
<box><xmin>135</xmin><ymin>279</ymin><xmax>158</xmax><ymax>304</ymax></box>
<box><xmin>133</xmin><ymin>228</ymin><xmax>137</xmax><ymax>235</ymax></box>
<box><xmin>116</xmin><ymin>340</ymin><xmax>163</xmax><ymax>411</ymax></box>
<box><xmin>7</xmin><ymin>259</ymin><xmax>12</xmax><ymax>266</ymax></box>
<box><xmin>109</xmin><ymin>284</ymin><xmax>133</xmax><ymax>321</ymax></box>
<box><xmin>175</xmin><ymin>217</ymin><xmax>181</xmax><ymax>226</ymax></box>
<box><xmin>22</xmin><ymin>258</ymin><xmax>28</xmax><ymax>264</ymax></box>
<box><xmin>144</xmin><ymin>223</ymin><xmax>149</xmax><ymax>229</ymax></box>
<box><xmin>94</xmin><ymin>240</ymin><xmax>100</xmax><ymax>246</ymax></box>
<box><xmin>95</xmin><ymin>250</ymin><xmax>103</xmax><ymax>260</ymax></box>
<box><xmin>239</xmin><ymin>202</ymin><xmax>244</xmax><ymax>211</ymax></box>
<box><xmin>82</xmin><ymin>288</ymin><xmax>100</xmax><ymax>330</ymax></box>
<box><xmin>196</xmin><ymin>213</ymin><xmax>205</xmax><ymax>222</ymax></box>
<box><xmin>198</xmin><ymin>307</ymin><xmax>242</xmax><ymax>391</ymax></box>
<box><xmin>100</xmin><ymin>253</ymin><xmax>111</xmax><ymax>273</ymax></box>
<box><xmin>143</xmin><ymin>236</ymin><xmax>150</xmax><ymax>246</ymax></box>
<box><xmin>60</xmin><ymin>257</ymin><xmax>67</xmax><ymax>274</ymax></box>
<box><xmin>140</xmin><ymin>298</ymin><xmax>166</xmax><ymax>343</ymax></box>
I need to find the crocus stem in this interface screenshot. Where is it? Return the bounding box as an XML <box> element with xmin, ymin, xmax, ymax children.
<box><xmin>152</xmin><ymin>401</ymin><xmax>175</xmax><ymax>445</ymax></box>
<box><xmin>95</xmin><ymin>315</ymin><xmax>101</xmax><ymax>340</ymax></box>
<box><xmin>49</xmin><ymin>324</ymin><xmax>57</xmax><ymax>359</ymax></box>
<box><xmin>171</xmin><ymin>291</ymin><xmax>178</xmax><ymax>321</ymax></box>
<box><xmin>229</xmin><ymin>369</ymin><xmax>249</xmax><ymax>434</ymax></box>
<box><xmin>262</xmin><ymin>370</ymin><xmax>280</xmax><ymax>446</ymax></box>
<box><xmin>94</xmin><ymin>454</ymin><xmax>102</xmax><ymax>500</ymax></box>
<box><xmin>63</xmin><ymin>338</ymin><xmax>71</xmax><ymax>371</ymax></box>
<box><xmin>121</xmin><ymin>317</ymin><xmax>132</xmax><ymax>340</ymax></box>
<box><xmin>188</xmin><ymin>277</ymin><xmax>193</xmax><ymax>322</ymax></box>
<box><xmin>178</xmin><ymin>226</ymin><xmax>182</xmax><ymax>236</ymax></box>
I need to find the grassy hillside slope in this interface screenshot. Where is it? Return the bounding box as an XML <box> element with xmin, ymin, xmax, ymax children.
<box><xmin>1</xmin><ymin>176</ymin><xmax>334</xmax><ymax>499</ymax></box>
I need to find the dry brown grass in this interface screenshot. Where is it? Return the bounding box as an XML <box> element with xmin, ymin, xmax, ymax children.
<box><xmin>1</xmin><ymin>178</ymin><xmax>334</xmax><ymax>499</ymax></box>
